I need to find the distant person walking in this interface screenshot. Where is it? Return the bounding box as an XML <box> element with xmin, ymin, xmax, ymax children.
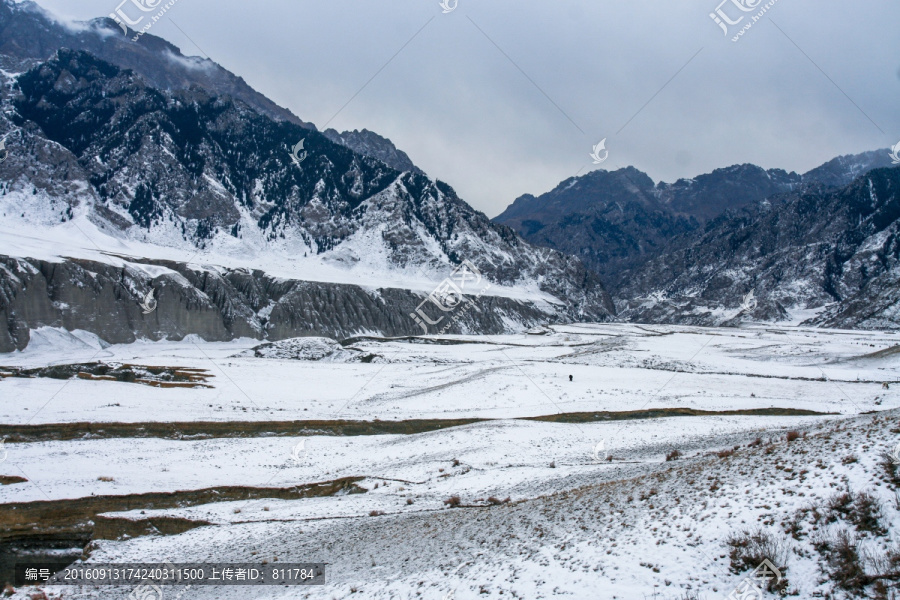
<box><xmin>569</xmin><ymin>375</ymin><xmax>573</xmax><ymax>382</ymax></box>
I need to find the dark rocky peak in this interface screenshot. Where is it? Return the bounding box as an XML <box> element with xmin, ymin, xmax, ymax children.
<box><xmin>323</xmin><ymin>128</ymin><xmax>424</xmax><ymax>175</ymax></box>
<box><xmin>496</xmin><ymin>167</ymin><xmax>659</xmax><ymax>225</ymax></box>
<box><xmin>801</xmin><ymin>148</ymin><xmax>895</xmax><ymax>188</ymax></box>
<box><xmin>655</xmin><ymin>163</ymin><xmax>801</xmax><ymax>221</ymax></box>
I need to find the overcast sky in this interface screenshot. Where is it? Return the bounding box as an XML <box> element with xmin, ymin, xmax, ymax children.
<box><xmin>32</xmin><ymin>0</ymin><xmax>900</xmax><ymax>217</ymax></box>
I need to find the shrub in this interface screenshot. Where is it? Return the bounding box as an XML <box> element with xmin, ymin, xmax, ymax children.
<box><xmin>814</xmin><ymin>528</ymin><xmax>866</xmax><ymax>593</ymax></box>
<box><xmin>786</xmin><ymin>431</ymin><xmax>800</xmax><ymax>442</ymax></box>
<box><xmin>97</xmin><ymin>476</ymin><xmax>115</xmax><ymax>482</ymax></box>
<box><xmin>849</xmin><ymin>492</ymin><xmax>886</xmax><ymax>535</ymax></box>
<box><xmin>369</xmin><ymin>510</ymin><xmax>385</xmax><ymax>517</ymax></box>
<box><xmin>666</xmin><ymin>449</ymin><xmax>682</xmax><ymax>461</ymax></box>
<box><xmin>444</xmin><ymin>496</ymin><xmax>461</xmax><ymax>508</ymax></box>
<box><xmin>824</xmin><ymin>491</ymin><xmax>854</xmax><ymax>521</ymax></box>
<box><xmin>725</xmin><ymin>527</ymin><xmax>791</xmax><ymax>592</ymax></box>
<box><xmin>823</xmin><ymin>491</ymin><xmax>887</xmax><ymax>536</ymax></box>
<box><xmin>749</xmin><ymin>437</ymin><xmax>763</xmax><ymax>447</ymax></box>
<box><xmin>716</xmin><ymin>449</ymin><xmax>735</xmax><ymax>459</ymax></box>
<box><xmin>486</xmin><ymin>496</ymin><xmax>504</xmax><ymax>505</ymax></box>
<box><xmin>879</xmin><ymin>451</ymin><xmax>899</xmax><ymax>486</ymax></box>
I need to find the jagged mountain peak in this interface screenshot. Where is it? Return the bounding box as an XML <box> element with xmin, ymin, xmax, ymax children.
<box><xmin>801</xmin><ymin>148</ymin><xmax>895</xmax><ymax>188</ymax></box>
<box><xmin>322</xmin><ymin>127</ymin><xmax>424</xmax><ymax>175</ymax></box>
<box><xmin>654</xmin><ymin>163</ymin><xmax>801</xmax><ymax>221</ymax></box>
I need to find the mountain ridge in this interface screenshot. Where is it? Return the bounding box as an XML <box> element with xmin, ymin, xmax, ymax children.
<box><xmin>495</xmin><ymin>150</ymin><xmax>896</xmax><ymax>296</ymax></box>
<box><xmin>323</xmin><ymin>128</ymin><xmax>424</xmax><ymax>176</ymax></box>
<box><xmin>615</xmin><ymin>165</ymin><xmax>900</xmax><ymax>329</ymax></box>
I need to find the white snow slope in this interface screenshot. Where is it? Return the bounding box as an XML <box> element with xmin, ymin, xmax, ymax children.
<box><xmin>1</xmin><ymin>323</ymin><xmax>898</xmax><ymax>599</ymax></box>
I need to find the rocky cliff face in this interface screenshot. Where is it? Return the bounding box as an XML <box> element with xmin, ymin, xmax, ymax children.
<box><xmin>0</xmin><ymin>255</ymin><xmax>564</xmax><ymax>352</ymax></box>
<box><xmin>0</xmin><ymin>49</ymin><xmax>614</xmax><ymax>351</ymax></box>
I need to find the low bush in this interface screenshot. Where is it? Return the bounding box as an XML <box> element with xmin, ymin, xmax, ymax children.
<box><xmin>814</xmin><ymin>528</ymin><xmax>866</xmax><ymax>593</ymax></box>
<box><xmin>725</xmin><ymin>527</ymin><xmax>790</xmax><ymax>592</ymax></box>
<box><xmin>879</xmin><ymin>451</ymin><xmax>899</xmax><ymax>486</ymax></box>
<box><xmin>823</xmin><ymin>491</ymin><xmax>886</xmax><ymax>536</ymax></box>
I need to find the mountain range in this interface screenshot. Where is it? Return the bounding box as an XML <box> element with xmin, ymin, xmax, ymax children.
<box><xmin>616</xmin><ymin>166</ymin><xmax>900</xmax><ymax>329</ymax></box>
<box><xmin>0</xmin><ymin>1</ymin><xmax>613</xmax><ymax>352</ymax></box>
<box><xmin>495</xmin><ymin>153</ymin><xmax>899</xmax><ymax>329</ymax></box>
<box><xmin>0</xmin><ymin>0</ymin><xmax>895</xmax><ymax>353</ymax></box>
<box><xmin>495</xmin><ymin>153</ymin><xmax>894</xmax><ymax>287</ymax></box>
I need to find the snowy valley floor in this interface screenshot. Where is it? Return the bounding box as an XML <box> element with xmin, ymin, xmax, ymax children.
<box><xmin>1</xmin><ymin>323</ymin><xmax>898</xmax><ymax>598</ymax></box>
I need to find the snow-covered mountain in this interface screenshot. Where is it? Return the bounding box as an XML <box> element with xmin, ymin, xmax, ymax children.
<box><xmin>495</xmin><ymin>156</ymin><xmax>895</xmax><ymax>291</ymax></box>
<box><xmin>495</xmin><ymin>150</ymin><xmax>899</xmax><ymax>328</ymax></box>
<box><xmin>616</xmin><ymin>166</ymin><xmax>900</xmax><ymax>329</ymax></box>
<box><xmin>0</xmin><ymin>45</ymin><xmax>613</xmax><ymax>352</ymax></box>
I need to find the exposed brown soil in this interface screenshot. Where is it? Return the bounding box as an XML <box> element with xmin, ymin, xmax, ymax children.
<box><xmin>0</xmin><ymin>419</ymin><xmax>482</xmax><ymax>443</ymax></box>
<box><xmin>92</xmin><ymin>515</ymin><xmax>213</xmax><ymax>540</ymax></box>
<box><xmin>0</xmin><ymin>477</ymin><xmax>366</xmax><ymax>544</ymax></box>
<box><xmin>0</xmin><ymin>478</ymin><xmax>364</xmax><ymax>587</ymax></box>
<box><xmin>525</xmin><ymin>407</ymin><xmax>834</xmax><ymax>423</ymax></box>
<box><xmin>0</xmin><ymin>408</ymin><xmax>833</xmax><ymax>444</ymax></box>
<box><xmin>0</xmin><ymin>475</ymin><xmax>26</xmax><ymax>485</ymax></box>
<box><xmin>0</xmin><ymin>363</ymin><xmax>212</xmax><ymax>389</ymax></box>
